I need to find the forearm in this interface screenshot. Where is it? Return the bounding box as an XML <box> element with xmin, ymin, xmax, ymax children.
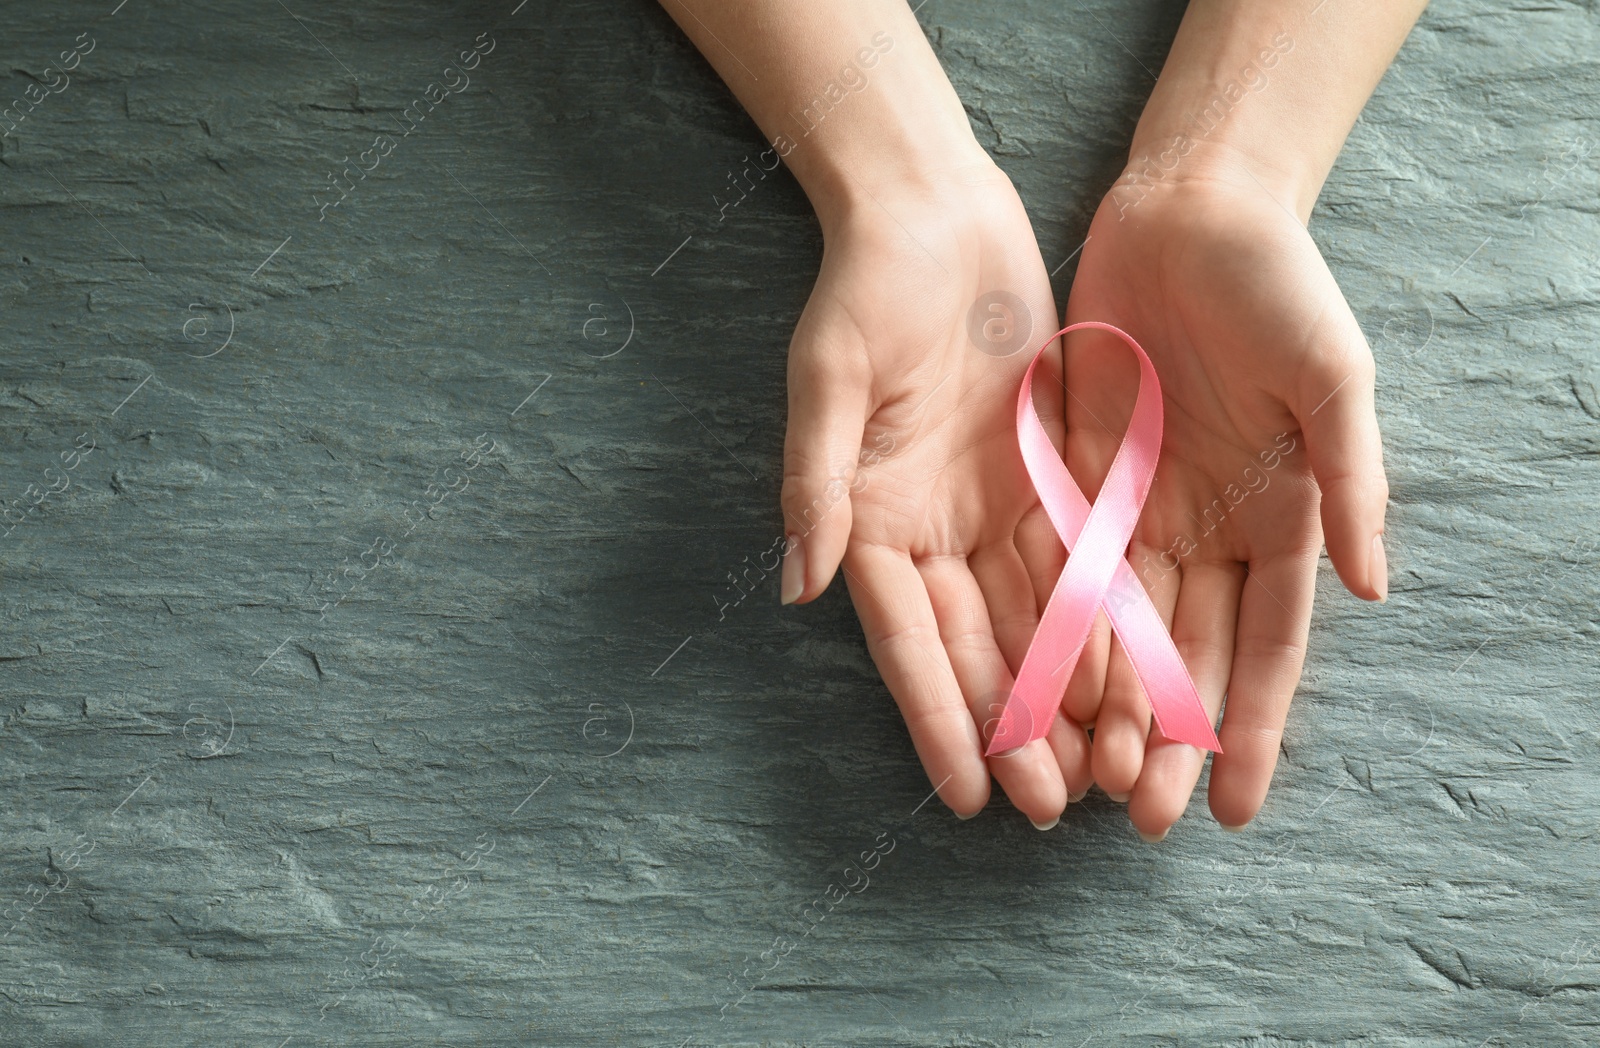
<box><xmin>654</xmin><ymin>0</ymin><xmax>992</xmax><ymax>233</ymax></box>
<box><xmin>1124</xmin><ymin>0</ymin><xmax>1428</xmax><ymax>221</ymax></box>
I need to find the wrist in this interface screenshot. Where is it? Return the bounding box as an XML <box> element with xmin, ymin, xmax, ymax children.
<box><xmin>659</xmin><ymin>0</ymin><xmax>1000</xmax><ymax>242</ymax></box>
<box><xmin>1125</xmin><ymin>38</ymin><xmax>1336</xmax><ymax>225</ymax></box>
<box><xmin>806</xmin><ymin>139</ymin><xmax>1006</xmax><ymax>244</ymax></box>
<box><xmin>1114</xmin><ymin>127</ymin><xmax>1318</xmax><ymax>226</ymax></box>
<box><xmin>754</xmin><ymin>33</ymin><xmax>994</xmax><ymax>237</ymax></box>
<box><xmin>1119</xmin><ymin>13</ymin><xmax>1327</xmax><ymax>223</ymax></box>
<box><xmin>1114</xmin><ymin>0</ymin><xmax>1421</xmax><ymax>225</ymax></box>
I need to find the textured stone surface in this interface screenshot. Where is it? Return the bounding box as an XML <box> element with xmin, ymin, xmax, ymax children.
<box><xmin>1</xmin><ymin>0</ymin><xmax>1597</xmax><ymax>1045</ymax></box>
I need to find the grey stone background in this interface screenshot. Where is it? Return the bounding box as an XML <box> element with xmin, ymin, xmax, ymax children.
<box><xmin>0</xmin><ymin>0</ymin><xmax>1595</xmax><ymax>1044</ymax></box>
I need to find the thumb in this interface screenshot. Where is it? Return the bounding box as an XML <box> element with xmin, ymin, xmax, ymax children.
<box><xmin>1293</xmin><ymin>309</ymin><xmax>1390</xmax><ymax>602</ymax></box>
<box><xmin>780</xmin><ymin>345</ymin><xmax>871</xmax><ymax>605</ymax></box>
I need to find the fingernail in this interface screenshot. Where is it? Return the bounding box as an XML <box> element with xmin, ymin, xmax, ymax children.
<box><xmin>1370</xmin><ymin>532</ymin><xmax>1388</xmax><ymax>602</ymax></box>
<box><xmin>1030</xmin><ymin>816</ymin><xmax>1059</xmax><ymax>831</ymax></box>
<box><xmin>1107</xmin><ymin>791</ymin><xmax>1130</xmax><ymax>803</ymax></box>
<box><xmin>780</xmin><ymin>534</ymin><xmax>804</xmax><ymax>605</ymax></box>
<box><xmin>1220</xmin><ymin>822</ymin><xmax>1247</xmax><ymax>833</ymax></box>
<box><xmin>955</xmin><ymin>809</ymin><xmax>979</xmax><ymax>821</ymax></box>
<box><xmin>1067</xmin><ymin>790</ymin><xmax>1087</xmax><ymax>803</ymax></box>
<box><xmin>1138</xmin><ymin>829</ymin><xmax>1168</xmax><ymax>843</ymax></box>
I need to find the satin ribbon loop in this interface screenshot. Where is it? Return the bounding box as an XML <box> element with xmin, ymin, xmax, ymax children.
<box><xmin>985</xmin><ymin>321</ymin><xmax>1222</xmax><ymax>756</ymax></box>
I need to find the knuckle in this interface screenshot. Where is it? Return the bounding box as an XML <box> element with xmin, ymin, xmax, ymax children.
<box><xmin>1234</xmin><ymin>634</ymin><xmax>1306</xmax><ymax>666</ymax></box>
<box><xmin>780</xmin><ymin>471</ymin><xmax>852</xmax><ymax>533</ymax></box>
<box><xmin>870</xmin><ymin>618</ymin><xmax>938</xmax><ymax>651</ymax></box>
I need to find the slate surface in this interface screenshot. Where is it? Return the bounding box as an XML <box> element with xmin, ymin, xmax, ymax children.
<box><xmin>1</xmin><ymin>1</ymin><xmax>1596</xmax><ymax>1045</ymax></box>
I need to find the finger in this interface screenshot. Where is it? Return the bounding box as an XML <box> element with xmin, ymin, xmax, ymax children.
<box><xmin>1045</xmin><ymin>710</ymin><xmax>1094</xmax><ymax>800</ymax></box>
<box><xmin>1030</xmin><ymin>328</ymin><xmax>1068</xmax><ymax>455</ymax></box>
<box><xmin>781</xmin><ymin>326</ymin><xmax>872</xmax><ymax>605</ymax></box>
<box><xmin>1090</xmin><ymin>541</ymin><xmax>1180</xmax><ymax>801</ymax></box>
<box><xmin>1293</xmin><ymin>306</ymin><xmax>1388</xmax><ymax>602</ymax></box>
<box><xmin>1013</xmin><ymin>503</ymin><xmax>1063</xmax><ymax>625</ymax></box>
<box><xmin>841</xmin><ymin>546</ymin><xmax>990</xmax><ymax>818</ymax></box>
<box><xmin>976</xmin><ymin>535</ymin><xmax>1095</xmax><ymax>792</ymax></box>
<box><xmin>966</xmin><ymin>540</ymin><xmax>1039</xmax><ymax>675</ymax></box>
<box><xmin>1014</xmin><ymin>481</ymin><xmax>1110</xmax><ymax>732</ymax></box>
<box><xmin>1061</xmin><ymin>609</ymin><xmax>1111</xmax><ymax>729</ymax></box>
<box><xmin>918</xmin><ymin>553</ymin><xmax>1069</xmax><ymax>828</ymax></box>
<box><xmin>1002</xmin><ymin>334</ymin><xmax>1095</xmax><ymax>793</ymax></box>
<box><xmin>1127</xmin><ymin>560</ymin><xmax>1244</xmax><ymax>841</ymax></box>
<box><xmin>1079</xmin><ymin>546</ymin><xmax>1178</xmax><ymax>727</ymax></box>
<box><xmin>1207</xmin><ymin>548</ymin><xmax>1319</xmax><ymax>830</ymax></box>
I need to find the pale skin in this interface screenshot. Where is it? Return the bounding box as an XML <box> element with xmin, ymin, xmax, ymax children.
<box><xmin>657</xmin><ymin>0</ymin><xmax>1427</xmax><ymax>835</ymax></box>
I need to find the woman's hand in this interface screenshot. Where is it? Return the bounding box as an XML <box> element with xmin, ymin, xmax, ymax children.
<box><xmin>652</xmin><ymin>0</ymin><xmax>1105</xmax><ymax>824</ymax></box>
<box><xmin>1062</xmin><ymin>157</ymin><xmax>1389</xmax><ymax>839</ymax></box>
<box><xmin>783</xmin><ymin>157</ymin><xmax>1091</xmax><ymax>825</ymax></box>
<box><xmin>1059</xmin><ymin>0</ymin><xmax>1427</xmax><ymax>838</ymax></box>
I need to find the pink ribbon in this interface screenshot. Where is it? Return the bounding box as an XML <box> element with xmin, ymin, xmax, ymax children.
<box><xmin>985</xmin><ymin>322</ymin><xmax>1222</xmax><ymax>756</ymax></box>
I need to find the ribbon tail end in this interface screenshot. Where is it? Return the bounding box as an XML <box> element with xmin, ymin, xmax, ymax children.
<box><xmin>1160</xmin><ymin>719</ymin><xmax>1223</xmax><ymax>754</ymax></box>
<box><xmin>984</xmin><ymin>701</ymin><xmax>1043</xmax><ymax>756</ymax></box>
